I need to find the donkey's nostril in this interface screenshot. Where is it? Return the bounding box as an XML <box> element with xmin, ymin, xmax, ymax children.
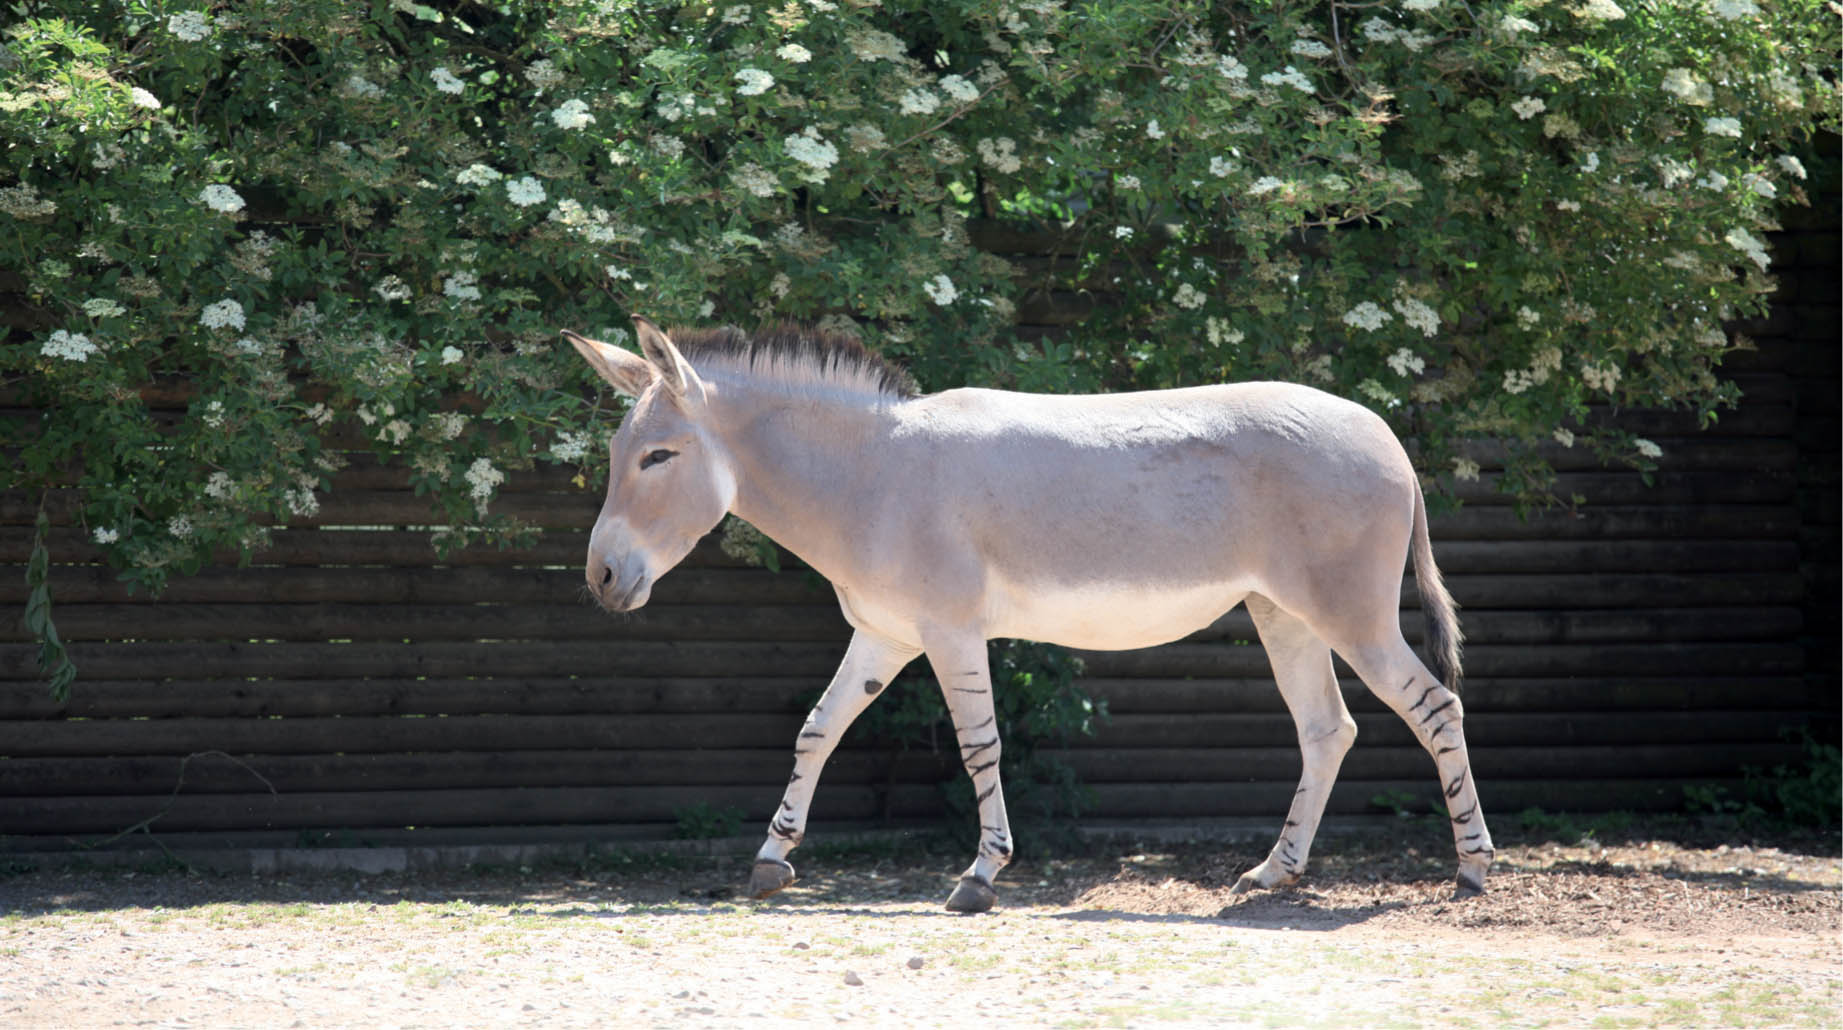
<box><xmin>600</xmin><ymin>565</ymin><xmax>614</xmax><ymax>586</ymax></box>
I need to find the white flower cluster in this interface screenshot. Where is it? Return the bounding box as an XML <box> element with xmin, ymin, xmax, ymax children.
<box><xmin>1704</xmin><ymin>116</ymin><xmax>1741</xmax><ymax>138</ymax></box>
<box><xmin>456</xmin><ymin>163</ymin><xmax>502</xmax><ymax>187</ymax></box>
<box><xmin>1580</xmin><ymin>360</ymin><xmax>1622</xmax><ymax>393</ymax></box>
<box><xmin>1386</xmin><ymin>348</ymin><xmax>1425</xmax><ymax>377</ymax></box>
<box><xmin>1634</xmin><ymin>438</ymin><xmax>1662</xmax><ymax>459</ymax></box>
<box><xmin>342</xmin><ymin>74</ymin><xmax>385</xmax><ymax>100</ymax></box>
<box><xmin>374</xmin><ymin>275</ymin><xmax>411</xmax><ymax>302</ymax></box>
<box><xmin>1209</xmin><ymin>156</ymin><xmax>1237</xmax><ymax>178</ymax></box>
<box><xmin>922</xmin><ymin>274</ymin><xmax>957</xmax><ymax>306</ymax></box>
<box><xmin>783</xmin><ymin>128</ymin><xmax>839</xmax><ymax>181</ymax></box>
<box><xmin>551</xmin><ymin>431</ymin><xmax>590</xmax><ymax>463</ymax></box>
<box><xmin>42</xmin><ymin>330</ymin><xmax>97</xmax><ymax>362</ymax></box>
<box><xmin>730</xmin><ymin>163</ymin><xmax>781</xmax><ymax>197</ymax></box>
<box><xmin>1342</xmin><ymin>301</ymin><xmax>1389</xmax><ymax>332</ymax></box>
<box><xmin>441</xmin><ymin>346</ymin><xmax>465</xmax><ymax>365</ymax></box>
<box><xmin>845</xmin><ymin>27</ymin><xmax>905</xmax><ymax>63</ymax></box>
<box><xmin>1204</xmin><ymin>318</ymin><xmax>1243</xmax><ymax>347</ymax></box>
<box><xmin>1724</xmin><ymin>228</ymin><xmax>1770</xmax><ymax>270</ymax></box>
<box><xmin>1709</xmin><ymin>0</ymin><xmax>1759</xmax><ymax>18</ymax></box>
<box><xmin>1260</xmin><ymin>66</ymin><xmax>1314</xmax><ymax>93</ymax></box>
<box><xmin>1247</xmin><ymin>176</ymin><xmax>1284</xmax><ymax>197</ymax></box>
<box><xmin>939</xmin><ymin>75</ymin><xmax>979</xmax><ymax>102</ymax></box>
<box><xmin>168</xmin><ymin>516</ymin><xmax>194</xmax><ymax>539</ymax></box>
<box><xmin>1512</xmin><ymin>96</ymin><xmax>1546</xmax><ymax>120</ymax></box>
<box><xmin>1404</xmin><ymin>0</ymin><xmax>1443</xmax><ymax>10</ymax></box>
<box><xmin>1172</xmin><ymin>283</ymin><xmax>1206</xmax><ymax>310</ymax></box>
<box><xmin>129</xmin><ymin>87</ymin><xmax>162</xmax><ymax>110</ymax></box>
<box><xmin>524</xmin><ymin>60</ymin><xmax>565</xmax><ymax>90</ymax></box>
<box><xmin>1358</xmin><ymin>378</ymin><xmax>1400</xmax><ymax>409</ymax></box>
<box><xmin>443</xmin><ymin>272</ymin><xmax>482</xmax><ymax>302</ymax></box>
<box><xmin>1</xmin><ymin>183</ymin><xmax>58</xmax><ymax>219</ymax></box>
<box><xmin>551</xmin><ymin>98</ymin><xmax>595</xmax><ymax>130</ymax></box>
<box><xmin>1289</xmin><ymin>39</ymin><xmax>1331</xmax><ymax>59</ymax></box>
<box><xmin>1571</xmin><ymin>0</ymin><xmax>1626</xmax><ymax>20</ymax></box>
<box><xmin>83</xmin><ymin>298</ymin><xmax>126</xmax><ymax>318</ymax></box>
<box><xmin>899</xmin><ymin>88</ymin><xmax>941</xmax><ymax>115</ymax></box>
<box><xmin>1661</xmin><ymin>68</ymin><xmax>1712</xmax><ymax>105</ymax></box>
<box><xmin>1360</xmin><ymin>19</ymin><xmax>1436</xmax><ymax>51</ymax></box>
<box><xmin>465</xmin><ymin>458</ymin><xmax>504</xmax><ymax>504</ymax></box>
<box><xmin>430</xmin><ymin>67</ymin><xmax>465</xmax><ymax>95</ymax></box>
<box><xmin>93</xmin><ymin>527</ymin><xmax>120</xmax><ymax>545</ymax></box>
<box><xmin>200</xmin><ymin>299</ymin><xmax>246</xmax><ymax>330</ymax></box>
<box><xmin>977</xmin><ymin>137</ymin><xmax>1021</xmax><ymax>174</ymax></box>
<box><xmin>167</xmin><ymin>11</ymin><xmax>212</xmax><ymax>42</ymax></box>
<box><xmin>1394</xmin><ymin>297</ymin><xmax>1440</xmax><ymax>336</ymax></box>
<box><xmin>735</xmin><ymin>68</ymin><xmax>774</xmax><ymax>96</ymax></box>
<box><xmin>776</xmin><ymin>43</ymin><xmax>812</xmax><ymax>63</ymax></box>
<box><xmin>506</xmin><ymin>176</ymin><xmax>546</xmax><ymax>207</ymax></box>
<box><xmin>1451</xmin><ymin>457</ymin><xmax>1481</xmax><ymax>482</ymax></box>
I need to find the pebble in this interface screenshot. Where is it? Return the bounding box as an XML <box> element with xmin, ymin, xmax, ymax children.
<box><xmin>843</xmin><ymin>971</ymin><xmax>863</xmax><ymax>987</ymax></box>
<box><xmin>906</xmin><ymin>957</ymin><xmax>924</xmax><ymax>970</ymax></box>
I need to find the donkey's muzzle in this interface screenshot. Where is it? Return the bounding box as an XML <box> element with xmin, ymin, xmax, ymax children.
<box><xmin>588</xmin><ymin>555</ymin><xmax>653</xmax><ymax>612</ymax></box>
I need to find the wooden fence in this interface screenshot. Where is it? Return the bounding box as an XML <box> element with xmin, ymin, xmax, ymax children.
<box><xmin>3</xmin><ymin>212</ymin><xmax>1836</xmax><ymax>849</ymax></box>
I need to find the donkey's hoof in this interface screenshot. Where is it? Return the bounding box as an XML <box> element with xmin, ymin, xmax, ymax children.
<box><xmin>1453</xmin><ymin>870</ymin><xmax>1486</xmax><ymax>898</ymax></box>
<box><xmin>944</xmin><ymin>875</ymin><xmax>997</xmax><ymax>913</ymax></box>
<box><xmin>1229</xmin><ymin>872</ymin><xmax>1262</xmax><ymax>895</ymax></box>
<box><xmin>749</xmin><ymin>859</ymin><xmax>796</xmax><ymax>899</ymax></box>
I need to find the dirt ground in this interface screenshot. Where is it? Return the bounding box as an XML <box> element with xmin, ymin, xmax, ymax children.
<box><xmin>2</xmin><ymin>825</ymin><xmax>1839</xmax><ymax>1028</ymax></box>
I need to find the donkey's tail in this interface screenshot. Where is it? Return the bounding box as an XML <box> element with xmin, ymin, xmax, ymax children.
<box><xmin>1410</xmin><ymin>480</ymin><xmax>1464</xmax><ymax>692</ymax></box>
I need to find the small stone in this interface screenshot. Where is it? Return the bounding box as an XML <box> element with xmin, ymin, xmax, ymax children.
<box><xmin>792</xmin><ymin>942</ymin><xmax>810</xmax><ymax>950</ymax></box>
<box><xmin>906</xmin><ymin>957</ymin><xmax>924</xmax><ymax>970</ymax></box>
<box><xmin>843</xmin><ymin>971</ymin><xmax>863</xmax><ymax>986</ymax></box>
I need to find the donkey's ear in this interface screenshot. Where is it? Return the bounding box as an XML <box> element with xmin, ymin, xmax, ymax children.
<box><xmin>563</xmin><ymin>329</ymin><xmax>654</xmax><ymax>398</ymax></box>
<box><xmin>632</xmin><ymin>315</ymin><xmax>707</xmax><ymax>409</ymax></box>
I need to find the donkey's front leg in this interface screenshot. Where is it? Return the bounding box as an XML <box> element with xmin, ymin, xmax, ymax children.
<box><xmin>924</xmin><ymin>631</ymin><xmax>1013</xmax><ymax>914</ymax></box>
<box><xmin>750</xmin><ymin>629</ymin><xmax>918</xmax><ymax>899</ymax></box>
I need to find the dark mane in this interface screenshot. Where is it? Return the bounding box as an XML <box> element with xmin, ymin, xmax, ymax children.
<box><xmin>667</xmin><ymin>324</ymin><xmax>921</xmax><ymax>400</ymax></box>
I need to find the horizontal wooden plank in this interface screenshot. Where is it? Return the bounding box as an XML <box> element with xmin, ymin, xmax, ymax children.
<box><xmin>0</xmin><ymin>741</ymin><xmax>1798</xmax><ymax>801</ymax></box>
<box><xmin>1076</xmin><ymin>642</ymin><xmax>1806</xmax><ymax>679</ymax></box>
<box><xmin>0</xmin><ymin>784</ymin><xmax>922</xmax><ymax>836</ymax></box>
<box><xmin>4</xmin><ymin>565</ymin><xmax>832</xmax><ymax>607</ymax></box>
<box><xmin>1080</xmin><ymin>676</ymin><xmax>1824</xmax><ymax>716</ymax></box>
<box><xmin>5</xmin><ymin>603</ymin><xmax>1798</xmax><ymax>647</ymax></box>
<box><xmin>1426</xmin><ymin>504</ymin><xmax>1799</xmax><ymax>541</ymax></box>
<box><xmin>0</xmin><ymin>708</ymin><xmax>1814</xmax><ymax>760</ymax></box>
<box><xmin>2</xmin><ymin>672</ymin><xmax>1821</xmax><ymax>723</ymax></box>
<box><xmin>0</xmin><ymin>774</ymin><xmax>1743</xmax><ymax>836</ymax></box>
<box><xmin>1083</xmin><ymin>777</ymin><xmax>1741</xmax><ymax>819</ymax></box>
<box><xmin>0</xmin><ymin>564</ymin><xmax>1802</xmax><ymax>613</ymax></box>
<box><xmin>0</xmin><ymin>677</ymin><xmax>823</xmax><ymax>720</ymax></box>
<box><xmin>0</xmin><ymin>526</ymin><xmax>1806</xmax><ymax>577</ymax></box>
<box><xmin>0</xmin><ymin>641</ymin><xmax>851</xmax><ymax>681</ymax></box>
<box><xmin>0</xmin><ymin>602</ymin><xmax>854</xmax><ymax>644</ymax></box>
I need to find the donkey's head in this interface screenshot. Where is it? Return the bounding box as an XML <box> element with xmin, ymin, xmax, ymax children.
<box><xmin>563</xmin><ymin>316</ymin><xmax>735</xmax><ymax>611</ymax></box>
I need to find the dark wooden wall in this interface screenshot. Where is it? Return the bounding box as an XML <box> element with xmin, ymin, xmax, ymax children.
<box><xmin>4</xmin><ymin>207</ymin><xmax>1836</xmax><ymax>848</ymax></box>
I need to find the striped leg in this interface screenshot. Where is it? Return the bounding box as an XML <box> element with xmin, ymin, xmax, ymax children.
<box><xmin>1232</xmin><ymin>595</ymin><xmax>1359</xmax><ymax>893</ymax></box>
<box><xmin>1343</xmin><ymin>635</ymin><xmax>1496</xmax><ymax>895</ymax></box>
<box><xmin>924</xmin><ymin>632</ymin><xmax>1012</xmax><ymax>913</ymax></box>
<box><xmin>749</xmin><ymin>629</ymin><xmax>919</xmax><ymax>899</ymax></box>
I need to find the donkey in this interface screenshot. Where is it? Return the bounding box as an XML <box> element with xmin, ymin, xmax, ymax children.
<box><xmin>563</xmin><ymin>316</ymin><xmax>1494</xmax><ymax>912</ymax></box>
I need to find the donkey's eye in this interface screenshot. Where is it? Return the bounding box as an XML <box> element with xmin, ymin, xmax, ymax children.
<box><xmin>639</xmin><ymin>448</ymin><xmax>678</xmax><ymax>470</ymax></box>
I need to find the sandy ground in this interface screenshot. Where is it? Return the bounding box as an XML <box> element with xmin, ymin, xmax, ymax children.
<box><xmin>2</xmin><ymin>828</ymin><xmax>1838</xmax><ymax>1028</ymax></box>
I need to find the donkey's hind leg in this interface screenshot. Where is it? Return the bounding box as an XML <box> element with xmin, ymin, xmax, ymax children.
<box><xmin>1339</xmin><ymin>634</ymin><xmax>1496</xmax><ymax>896</ymax></box>
<box><xmin>1232</xmin><ymin>595</ymin><xmax>1359</xmax><ymax>894</ymax></box>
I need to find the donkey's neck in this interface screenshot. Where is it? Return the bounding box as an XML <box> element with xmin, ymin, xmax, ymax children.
<box><xmin>708</xmin><ymin>378</ymin><xmax>900</xmax><ymax>582</ymax></box>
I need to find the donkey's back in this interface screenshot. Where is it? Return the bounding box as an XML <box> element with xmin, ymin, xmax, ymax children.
<box><xmin>877</xmin><ymin>380</ymin><xmax>1424</xmax><ymax>649</ymax></box>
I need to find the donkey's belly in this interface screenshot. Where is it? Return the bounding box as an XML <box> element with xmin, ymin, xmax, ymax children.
<box><xmin>987</xmin><ymin>576</ymin><xmax>1249</xmax><ymax>651</ymax></box>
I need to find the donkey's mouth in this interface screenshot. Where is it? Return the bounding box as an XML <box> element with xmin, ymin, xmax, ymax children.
<box><xmin>591</xmin><ymin>574</ymin><xmax>652</xmax><ymax>613</ymax></box>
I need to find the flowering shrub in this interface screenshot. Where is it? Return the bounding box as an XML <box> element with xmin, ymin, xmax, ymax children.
<box><xmin>3</xmin><ymin>0</ymin><xmax>1835</xmax><ymax>604</ymax></box>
